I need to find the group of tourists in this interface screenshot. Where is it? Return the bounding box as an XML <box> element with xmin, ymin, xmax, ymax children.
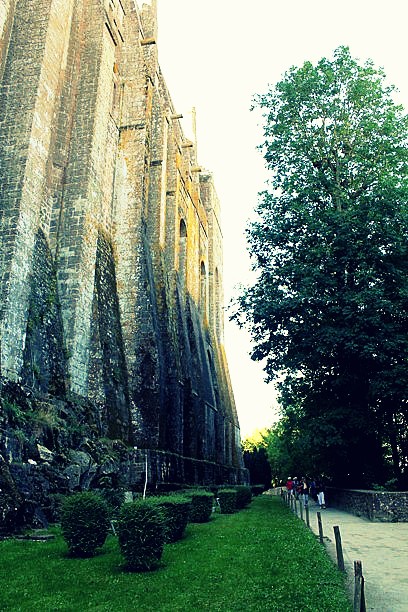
<box><xmin>284</xmin><ymin>476</ymin><xmax>326</xmax><ymax>509</ymax></box>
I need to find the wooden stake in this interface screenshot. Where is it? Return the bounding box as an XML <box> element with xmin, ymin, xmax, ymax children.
<box><xmin>354</xmin><ymin>560</ymin><xmax>366</xmax><ymax>612</ymax></box>
<box><xmin>317</xmin><ymin>511</ymin><xmax>324</xmax><ymax>544</ymax></box>
<box><xmin>305</xmin><ymin>504</ymin><xmax>310</xmax><ymax>528</ymax></box>
<box><xmin>334</xmin><ymin>526</ymin><xmax>345</xmax><ymax>571</ymax></box>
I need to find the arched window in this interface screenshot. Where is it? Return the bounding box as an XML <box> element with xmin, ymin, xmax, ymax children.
<box><xmin>180</xmin><ymin>218</ymin><xmax>187</xmax><ymax>238</ymax></box>
<box><xmin>215</xmin><ymin>267</ymin><xmax>221</xmax><ymax>338</ymax></box>
<box><xmin>178</xmin><ymin>219</ymin><xmax>187</xmax><ymax>288</ymax></box>
<box><xmin>200</xmin><ymin>261</ymin><xmax>207</xmax><ymax>319</ymax></box>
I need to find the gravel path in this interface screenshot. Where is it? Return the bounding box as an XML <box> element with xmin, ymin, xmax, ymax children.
<box><xmin>305</xmin><ymin>502</ymin><xmax>408</xmax><ymax>611</ymax></box>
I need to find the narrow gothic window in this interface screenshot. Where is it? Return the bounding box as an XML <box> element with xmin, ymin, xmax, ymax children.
<box><xmin>215</xmin><ymin>267</ymin><xmax>221</xmax><ymax>338</ymax></box>
<box><xmin>200</xmin><ymin>261</ymin><xmax>207</xmax><ymax>319</ymax></box>
<box><xmin>179</xmin><ymin>219</ymin><xmax>187</xmax><ymax>288</ymax></box>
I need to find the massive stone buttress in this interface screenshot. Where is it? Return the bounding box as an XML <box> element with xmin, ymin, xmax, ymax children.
<box><xmin>0</xmin><ymin>0</ymin><xmax>246</xmax><ymax>489</ymax></box>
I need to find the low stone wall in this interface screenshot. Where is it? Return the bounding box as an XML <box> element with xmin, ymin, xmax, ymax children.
<box><xmin>327</xmin><ymin>487</ymin><xmax>408</xmax><ymax>522</ymax></box>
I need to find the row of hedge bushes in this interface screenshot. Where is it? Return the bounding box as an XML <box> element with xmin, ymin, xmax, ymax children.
<box><xmin>60</xmin><ymin>485</ymin><xmax>256</xmax><ymax>571</ymax></box>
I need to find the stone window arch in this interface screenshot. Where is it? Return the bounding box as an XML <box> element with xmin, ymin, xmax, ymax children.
<box><xmin>178</xmin><ymin>218</ymin><xmax>187</xmax><ymax>287</ymax></box>
<box><xmin>200</xmin><ymin>260</ymin><xmax>207</xmax><ymax>319</ymax></box>
<box><xmin>215</xmin><ymin>267</ymin><xmax>221</xmax><ymax>338</ymax></box>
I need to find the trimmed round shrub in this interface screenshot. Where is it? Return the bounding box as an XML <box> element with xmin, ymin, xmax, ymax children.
<box><xmin>149</xmin><ymin>495</ymin><xmax>191</xmax><ymax>542</ymax></box>
<box><xmin>118</xmin><ymin>500</ymin><xmax>165</xmax><ymax>571</ymax></box>
<box><xmin>97</xmin><ymin>487</ymin><xmax>126</xmax><ymax>519</ymax></box>
<box><xmin>185</xmin><ymin>490</ymin><xmax>214</xmax><ymax>523</ymax></box>
<box><xmin>217</xmin><ymin>488</ymin><xmax>238</xmax><ymax>514</ymax></box>
<box><xmin>251</xmin><ymin>484</ymin><xmax>265</xmax><ymax>496</ymax></box>
<box><xmin>60</xmin><ymin>492</ymin><xmax>110</xmax><ymax>557</ymax></box>
<box><xmin>46</xmin><ymin>493</ymin><xmax>65</xmax><ymax>522</ymax></box>
<box><xmin>235</xmin><ymin>485</ymin><xmax>252</xmax><ymax>509</ymax></box>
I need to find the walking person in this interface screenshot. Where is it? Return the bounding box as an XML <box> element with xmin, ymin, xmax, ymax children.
<box><xmin>316</xmin><ymin>478</ymin><xmax>326</xmax><ymax>509</ymax></box>
<box><xmin>309</xmin><ymin>478</ymin><xmax>317</xmax><ymax>501</ymax></box>
<box><xmin>300</xmin><ymin>476</ymin><xmax>309</xmax><ymax>507</ymax></box>
<box><xmin>293</xmin><ymin>476</ymin><xmax>300</xmax><ymax>500</ymax></box>
<box><xmin>286</xmin><ymin>476</ymin><xmax>294</xmax><ymax>496</ymax></box>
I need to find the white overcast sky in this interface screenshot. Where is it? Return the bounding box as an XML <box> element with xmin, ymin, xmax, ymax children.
<box><xmin>155</xmin><ymin>0</ymin><xmax>408</xmax><ymax>438</ymax></box>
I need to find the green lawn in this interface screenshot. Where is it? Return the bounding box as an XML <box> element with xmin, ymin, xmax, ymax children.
<box><xmin>0</xmin><ymin>495</ymin><xmax>351</xmax><ymax>611</ymax></box>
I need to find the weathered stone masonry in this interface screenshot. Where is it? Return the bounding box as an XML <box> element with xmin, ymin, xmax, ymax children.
<box><xmin>0</xmin><ymin>0</ymin><xmax>246</xmax><ymax>521</ymax></box>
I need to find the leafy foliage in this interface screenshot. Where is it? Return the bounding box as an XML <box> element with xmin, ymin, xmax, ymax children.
<box><xmin>117</xmin><ymin>499</ymin><xmax>165</xmax><ymax>571</ymax></box>
<box><xmin>234</xmin><ymin>485</ymin><xmax>252</xmax><ymax>509</ymax></box>
<box><xmin>217</xmin><ymin>488</ymin><xmax>238</xmax><ymax>514</ymax></box>
<box><xmin>184</xmin><ymin>489</ymin><xmax>214</xmax><ymax>523</ymax></box>
<box><xmin>96</xmin><ymin>487</ymin><xmax>126</xmax><ymax>520</ymax></box>
<box><xmin>241</xmin><ymin>428</ymin><xmax>270</xmax><ymax>451</ymax></box>
<box><xmin>251</xmin><ymin>484</ymin><xmax>266</xmax><ymax>496</ymax></box>
<box><xmin>242</xmin><ymin>430</ymin><xmax>272</xmax><ymax>487</ymax></box>
<box><xmin>149</xmin><ymin>495</ymin><xmax>191</xmax><ymax>542</ymax></box>
<box><xmin>60</xmin><ymin>492</ymin><xmax>110</xmax><ymax>557</ymax></box>
<box><xmin>234</xmin><ymin>47</ymin><xmax>408</xmax><ymax>487</ymax></box>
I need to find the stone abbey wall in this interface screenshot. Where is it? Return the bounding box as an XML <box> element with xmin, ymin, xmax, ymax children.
<box><xmin>0</xmin><ymin>0</ymin><xmax>246</xmax><ymax>511</ymax></box>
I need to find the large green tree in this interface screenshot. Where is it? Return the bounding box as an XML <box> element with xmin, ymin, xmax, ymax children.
<box><xmin>235</xmin><ymin>47</ymin><xmax>408</xmax><ymax>487</ymax></box>
<box><xmin>241</xmin><ymin>429</ymin><xmax>272</xmax><ymax>487</ymax></box>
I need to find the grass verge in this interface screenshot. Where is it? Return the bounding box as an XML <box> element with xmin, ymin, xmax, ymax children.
<box><xmin>0</xmin><ymin>495</ymin><xmax>351</xmax><ymax>611</ymax></box>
